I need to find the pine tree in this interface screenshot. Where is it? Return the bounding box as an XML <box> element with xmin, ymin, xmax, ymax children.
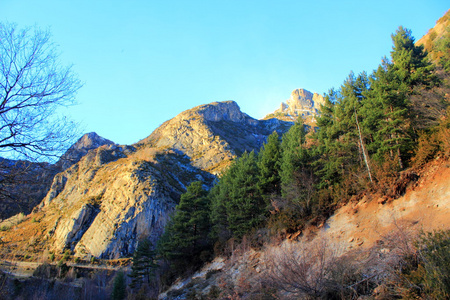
<box><xmin>257</xmin><ymin>131</ymin><xmax>282</xmax><ymax>196</ymax></box>
<box><xmin>224</xmin><ymin>151</ymin><xmax>265</xmax><ymax>239</ymax></box>
<box><xmin>129</xmin><ymin>239</ymin><xmax>157</xmax><ymax>288</ymax></box>
<box><xmin>362</xmin><ymin>27</ymin><xmax>437</xmax><ymax>169</ymax></box>
<box><xmin>390</xmin><ymin>26</ymin><xmax>437</xmax><ymax>88</ymax></box>
<box><xmin>209</xmin><ymin>181</ymin><xmax>231</xmax><ymax>244</ymax></box>
<box><xmin>210</xmin><ymin>151</ymin><xmax>265</xmax><ymax>240</ymax></box>
<box><xmin>313</xmin><ymin>72</ymin><xmax>373</xmax><ymax>199</ymax></box>
<box><xmin>279</xmin><ymin>120</ymin><xmax>315</xmax><ymax>215</ymax></box>
<box><xmin>157</xmin><ymin>181</ymin><xmax>210</xmax><ymax>273</ymax></box>
<box><xmin>111</xmin><ymin>271</ymin><xmax>127</xmax><ymax>300</ymax></box>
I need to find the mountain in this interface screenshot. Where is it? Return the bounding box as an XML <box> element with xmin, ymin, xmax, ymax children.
<box><xmin>264</xmin><ymin>88</ymin><xmax>325</xmax><ymax>124</ymax></box>
<box><xmin>1</xmin><ymin>100</ymin><xmax>292</xmax><ymax>259</ymax></box>
<box><xmin>0</xmin><ymin>132</ymin><xmax>116</xmax><ymax>220</ymax></box>
<box><xmin>139</xmin><ymin>100</ymin><xmax>292</xmax><ymax>174</ymax></box>
<box><xmin>55</xmin><ymin>132</ymin><xmax>115</xmax><ymax>170</ymax></box>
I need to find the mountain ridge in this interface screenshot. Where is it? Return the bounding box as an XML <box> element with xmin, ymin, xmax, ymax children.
<box><xmin>0</xmin><ymin>100</ymin><xmax>293</xmax><ymax>259</ymax></box>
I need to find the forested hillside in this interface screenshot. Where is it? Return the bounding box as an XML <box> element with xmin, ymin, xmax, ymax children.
<box><xmin>151</xmin><ymin>21</ymin><xmax>450</xmax><ymax>299</ymax></box>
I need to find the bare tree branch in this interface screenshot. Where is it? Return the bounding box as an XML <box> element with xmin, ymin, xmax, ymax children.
<box><xmin>0</xmin><ymin>22</ymin><xmax>82</xmax><ymax>162</ymax></box>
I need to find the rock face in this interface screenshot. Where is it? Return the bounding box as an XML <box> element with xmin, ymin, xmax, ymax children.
<box><xmin>140</xmin><ymin>101</ymin><xmax>292</xmax><ymax>174</ymax></box>
<box><xmin>35</xmin><ymin>101</ymin><xmax>292</xmax><ymax>259</ymax></box>
<box><xmin>0</xmin><ymin>158</ymin><xmax>57</xmax><ymax>219</ymax></box>
<box><xmin>265</xmin><ymin>88</ymin><xmax>325</xmax><ymax>123</ymax></box>
<box><xmin>55</xmin><ymin>132</ymin><xmax>115</xmax><ymax>170</ymax></box>
<box><xmin>45</xmin><ymin>147</ymin><xmax>198</xmax><ymax>258</ymax></box>
<box><xmin>0</xmin><ymin>133</ymin><xmax>116</xmax><ymax>220</ymax></box>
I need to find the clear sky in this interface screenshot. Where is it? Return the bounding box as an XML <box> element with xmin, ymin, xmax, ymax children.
<box><xmin>1</xmin><ymin>1</ymin><xmax>449</xmax><ymax>145</ymax></box>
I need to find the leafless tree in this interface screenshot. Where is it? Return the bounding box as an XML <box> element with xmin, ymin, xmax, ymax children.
<box><xmin>0</xmin><ymin>22</ymin><xmax>82</xmax><ymax>161</ymax></box>
<box><xmin>264</xmin><ymin>238</ymin><xmax>353</xmax><ymax>299</ymax></box>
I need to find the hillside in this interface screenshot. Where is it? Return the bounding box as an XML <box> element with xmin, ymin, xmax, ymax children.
<box><xmin>417</xmin><ymin>9</ymin><xmax>450</xmax><ymax>65</ymax></box>
<box><xmin>139</xmin><ymin>100</ymin><xmax>292</xmax><ymax>174</ymax></box>
<box><xmin>0</xmin><ymin>101</ymin><xmax>292</xmax><ymax>259</ymax></box>
<box><xmin>160</xmin><ymin>157</ymin><xmax>450</xmax><ymax>299</ymax></box>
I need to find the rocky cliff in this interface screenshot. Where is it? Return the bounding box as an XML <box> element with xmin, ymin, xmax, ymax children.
<box><xmin>0</xmin><ymin>133</ymin><xmax>115</xmax><ymax>220</ymax></box>
<box><xmin>140</xmin><ymin>100</ymin><xmax>292</xmax><ymax>174</ymax></box>
<box><xmin>264</xmin><ymin>88</ymin><xmax>325</xmax><ymax>124</ymax></box>
<box><xmin>1</xmin><ymin>100</ymin><xmax>292</xmax><ymax>259</ymax></box>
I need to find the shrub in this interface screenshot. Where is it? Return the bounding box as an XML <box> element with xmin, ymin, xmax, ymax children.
<box><xmin>264</xmin><ymin>237</ymin><xmax>347</xmax><ymax>299</ymax></box>
<box><xmin>415</xmin><ymin>230</ymin><xmax>450</xmax><ymax>299</ymax></box>
<box><xmin>62</xmin><ymin>249</ymin><xmax>71</xmax><ymax>261</ymax></box>
<box><xmin>0</xmin><ymin>224</ymin><xmax>11</xmax><ymax>231</ymax></box>
<box><xmin>387</xmin><ymin>230</ymin><xmax>450</xmax><ymax>299</ymax></box>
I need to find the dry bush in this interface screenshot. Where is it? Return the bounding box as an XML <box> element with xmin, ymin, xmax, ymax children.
<box><xmin>376</xmin><ymin>227</ymin><xmax>450</xmax><ymax>299</ymax></box>
<box><xmin>412</xmin><ymin>106</ymin><xmax>450</xmax><ymax>166</ymax></box>
<box><xmin>263</xmin><ymin>238</ymin><xmax>352</xmax><ymax>299</ymax></box>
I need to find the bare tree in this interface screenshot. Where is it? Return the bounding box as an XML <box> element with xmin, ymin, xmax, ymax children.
<box><xmin>264</xmin><ymin>238</ymin><xmax>354</xmax><ymax>299</ymax></box>
<box><xmin>0</xmin><ymin>22</ymin><xmax>81</xmax><ymax>161</ymax></box>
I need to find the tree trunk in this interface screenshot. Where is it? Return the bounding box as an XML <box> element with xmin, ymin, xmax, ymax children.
<box><xmin>354</xmin><ymin>109</ymin><xmax>373</xmax><ymax>182</ymax></box>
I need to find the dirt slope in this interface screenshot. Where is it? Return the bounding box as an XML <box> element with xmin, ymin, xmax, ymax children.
<box><xmin>323</xmin><ymin>158</ymin><xmax>450</xmax><ymax>251</ymax></box>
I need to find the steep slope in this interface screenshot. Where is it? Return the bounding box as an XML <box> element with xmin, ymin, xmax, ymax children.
<box><xmin>416</xmin><ymin>9</ymin><xmax>450</xmax><ymax>63</ymax></box>
<box><xmin>140</xmin><ymin>100</ymin><xmax>292</xmax><ymax>174</ymax></box>
<box><xmin>160</xmin><ymin>158</ymin><xmax>450</xmax><ymax>299</ymax></box>
<box><xmin>0</xmin><ymin>101</ymin><xmax>292</xmax><ymax>259</ymax></box>
<box><xmin>0</xmin><ymin>158</ymin><xmax>56</xmax><ymax>219</ymax></box>
<box><xmin>0</xmin><ymin>132</ymin><xmax>114</xmax><ymax>220</ymax></box>
<box><xmin>55</xmin><ymin>132</ymin><xmax>115</xmax><ymax>170</ymax></box>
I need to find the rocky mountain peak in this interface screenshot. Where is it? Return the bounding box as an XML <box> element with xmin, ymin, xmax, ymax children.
<box><xmin>140</xmin><ymin>100</ymin><xmax>291</xmax><ymax>174</ymax></box>
<box><xmin>56</xmin><ymin>132</ymin><xmax>115</xmax><ymax>170</ymax></box>
<box><xmin>194</xmin><ymin>101</ymin><xmax>255</xmax><ymax>124</ymax></box>
<box><xmin>264</xmin><ymin>88</ymin><xmax>325</xmax><ymax>124</ymax></box>
<box><xmin>73</xmin><ymin>132</ymin><xmax>114</xmax><ymax>150</ymax></box>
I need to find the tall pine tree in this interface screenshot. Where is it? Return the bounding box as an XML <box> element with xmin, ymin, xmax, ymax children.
<box><xmin>210</xmin><ymin>151</ymin><xmax>265</xmax><ymax>240</ymax></box>
<box><xmin>279</xmin><ymin>120</ymin><xmax>315</xmax><ymax>216</ymax></box>
<box><xmin>129</xmin><ymin>239</ymin><xmax>157</xmax><ymax>288</ymax></box>
<box><xmin>257</xmin><ymin>131</ymin><xmax>282</xmax><ymax>197</ymax></box>
<box><xmin>157</xmin><ymin>181</ymin><xmax>211</xmax><ymax>273</ymax></box>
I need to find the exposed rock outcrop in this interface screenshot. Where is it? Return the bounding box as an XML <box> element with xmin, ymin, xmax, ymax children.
<box><xmin>0</xmin><ymin>158</ymin><xmax>57</xmax><ymax>219</ymax></box>
<box><xmin>141</xmin><ymin>101</ymin><xmax>292</xmax><ymax>174</ymax></box>
<box><xmin>0</xmin><ymin>132</ymin><xmax>115</xmax><ymax>220</ymax></box>
<box><xmin>55</xmin><ymin>132</ymin><xmax>115</xmax><ymax>170</ymax></box>
<box><xmin>264</xmin><ymin>88</ymin><xmax>325</xmax><ymax>124</ymax></box>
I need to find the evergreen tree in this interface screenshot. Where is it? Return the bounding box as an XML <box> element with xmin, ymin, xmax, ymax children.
<box><xmin>367</xmin><ymin>61</ymin><xmax>411</xmax><ymax>169</ymax></box>
<box><xmin>363</xmin><ymin>27</ymin><xmax>437</xmax><ymax>169</ymax></box>
<box><xmin>279</xmin><ymin>120</ymin><xmax>315</xmax><ymax>215</ymax></box>
<box><xmin>209</xmin><ymin>181</ymin><xmax>231</xmax><ymax>244</ymax></box>
<box><xmin>157</xmin><ymin>181</ymin><xmax>210</xmax><ymax>273</ymax></box>
<box><xmin>313</xmin><ymin>72</ymin><xmax>373</xmax><ymax>199</ymax></box>
<box><xmin>210</xmin><ymin>151</ymin><xmax>265</xmax><ymax>240</ymax></box>
<box><xmin>390</xmin><ymin>26</ymin><xmax>437</xmax><ymax>88</ymax></box>
<box><xmin>111</xmin><ymin>271</ymin><xmax>127</xmax><ymax>300</ymax></box>
<box><xmin>280</xmin><ymin>120</ymin><xmax>308</xmax><ymax>193</ymax></box>
<box><xmin>224</xmin><ymin>151</ymin><xmax>265</xmax><ymax>239</ymax></box>
<box><xmin>257</xmin><ymin>131</ymin><xmax>282</xmax><ymax>196</ymax></box>
<box><xmin>129</xmin><ymin>239</ymin><xmax>157</xmax><ymax>288</ymax></box>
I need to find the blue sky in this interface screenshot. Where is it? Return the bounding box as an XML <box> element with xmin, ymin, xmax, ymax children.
<box><xmin>1</xmin><ymin>1</ymin><xmax>448</xmax><ymax>145</ymax></box>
